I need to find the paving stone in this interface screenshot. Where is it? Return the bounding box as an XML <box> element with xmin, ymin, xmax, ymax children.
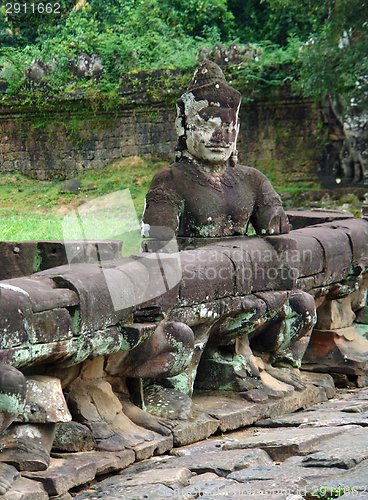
<box><xmin>50</xmin><ymin>494</ymin><xmax>73</xmax><ymax>500</ymax></box>
<box><xmin>75</xmin><ymin>472</ymin><xmax>298</xmax><ymax>500</ymax></box>
<box><xmin>256</xmin><ymin>409</ymin><xmax>368</xmax><ymax>428</ymax></box>
<box><xmin>223</xmin><ymin>425</ymin><xmax>358</xmax><ymax>461</ymax></box>
<box><xmin>228</xmin><ymin>461</ymin><xmax>344</xmax><ymax>495</ymax></box>
<box><xmin>340</xmin><ymin>493</ymin><xmax>368</xmax><ymax>500</ymax></box>
<box><xmin>172</xmin><ymin>411</ymin><xmax>220</xmax><ymax>447</ymax></box>
<box><xmin>170</xmin><ymin>436</ymin><xmax>237</xmax><ymax>457</ymax></box>
<box><xmin>133</xmin><ymin>433</ymin><xmax>173</xmax><ymax>461</ymax></box>
<box><xmin>191</xmin><ymin>383</ymin><xmax>327</xmax><ymax>435</ymax></box>
<box><xmin>309</xmin><ymin>395</ymin><xmax>368</xmax><ymax>413</ymax></box>
<box><xmin>23</xmin><ymin>450</ymin><xmax>135</xmax><ymax>496</ymax></box>
<box><xmin>51</xmin><ymin>449</ymin><xmax>135</xmax><ymax>476</ymax></box>
<box><xmin>1</xmin><ymin>476</ymin><xmax>48</xmax><ymax>500</ymax></box>
<box><xmin>113</xmin><ymin>467</ymin><xmax>193</xmax><ymax>488</ymax></box>
<box><xmin>302</xmin><ymin>428</ymin><xmax>368</xmax><ymax>469</ymax></box>
<box><xmin>307</xmin><ymin>459</ymin><xmax>368</xmax><ymax>494</ymax></box>
<box><xmin>157</xmin><ymin>448</ymin><xmax>273</xmax><ymax>476</ymax></box>
<box><xmin>182</xmin><ymin>477</ymin><xmax>262</xmax><ymax>500</ymax></box>
<box><xmin>73</xmin><ymin>482</ymin><xmax>180</xmax><ymax>500</ymax></box>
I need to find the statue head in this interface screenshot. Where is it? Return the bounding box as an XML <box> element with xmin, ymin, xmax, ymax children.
<box><xmin>175</xmin><ymin>60</ymin><xmax>242</xmax><ymax>166</ymax></box>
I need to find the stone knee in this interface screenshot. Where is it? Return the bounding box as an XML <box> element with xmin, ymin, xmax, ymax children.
<box><xmin>287</xmin><ymin>290</ymin><xmax>317</xmax><ymax>341</ymax></box>
<box><xmin>250</xmin><ymin>291</ymin><xmax>316</xmax><ymax>354</ymax></box>
<box><xmin>124</xmin><ymin>321</ymin><xmax>195</xmax><ymax>379</ymax></box>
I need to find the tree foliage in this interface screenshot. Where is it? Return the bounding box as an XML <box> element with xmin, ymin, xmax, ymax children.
<box><xmin>267</xmin><ymin>0</ymin><xmax>368</xmax><ymax>102</ymax></box>
<box><xmin>0</xmin><ymin>0</ymin><xmax>367</xmax><ymax>104</ymax></box>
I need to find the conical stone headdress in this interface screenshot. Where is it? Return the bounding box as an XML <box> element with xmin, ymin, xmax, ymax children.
<box><xmin>175</xmin><ymin>60</ymin><xmax>242</xmax><ymax>153</ymax></box>
<box><xmin>185</xmin><ymin>59</ymin><xmax>242</xmax><ymax>110</ymax></box>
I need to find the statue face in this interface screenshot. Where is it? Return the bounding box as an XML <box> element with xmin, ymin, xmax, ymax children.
<box><xmin>185</xmin><ymin>103</ymin><xmax>239</xmax><ymax>166</ymax></box>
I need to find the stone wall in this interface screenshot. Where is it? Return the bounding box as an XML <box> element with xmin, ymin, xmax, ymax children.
<box><xmin>0</xmin><ymin>93</ymin><xmax>324</xmax><ymax>182</ymax></box>
<box><xmin>238</xmin><ymin>95</ymin><xmax>323</xmax><ymax>186</ymax></box>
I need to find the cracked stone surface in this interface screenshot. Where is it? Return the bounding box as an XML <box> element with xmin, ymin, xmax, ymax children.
<box><xmin>4</xmin><ymin>378</ymin><xmax>368</xmax><ymax>498</ymax></box>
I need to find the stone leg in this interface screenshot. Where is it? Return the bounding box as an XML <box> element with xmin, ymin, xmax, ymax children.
<box><xmin>0</xmin><ymin>463</ymin><xmax>18</xmax><ymax>496</ymax></box>
<box><xmin>0</xmin><ymin>364</ymin><xmax>27</xmax><ymax>435</ymax></box>
<box><xmin>195</xmin><ymin>291</ymin><xmax>316</xmax><ymax>399</ymax></box>
<box><xmin>68</xmin><ymin>322</ymin><xmax>194</xmax><ymax>451</ymax></box>
<box><xmin>251</xmin><ymin>290</ymin><xmax>317</xmax><ymax>368</ymax></box>
<box><xmin>0</xmin><ymin>365</ymin><xmax>27</xmax><ymax>493</ymax></box>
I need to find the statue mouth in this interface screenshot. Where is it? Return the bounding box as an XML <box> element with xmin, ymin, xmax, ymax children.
<box><xmin>206</xmin><ymin>145</ymin><xmax>230</xmax><ymax>151</ymax></box>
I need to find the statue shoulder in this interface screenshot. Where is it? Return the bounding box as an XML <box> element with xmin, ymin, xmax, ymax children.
<box><xmin>149</xmin><ymin>163</ymin><xmax>180</xmax><ymax>188</ymax></box>
<box><xmin>236</xmin><ymin>164</ymin><xmax>282</xmax><ymax>202</ymax></box>
<box><xmin>235</xmin><ymin>164</ymin><xmax>270</xmax><ymax>182</ymax></box>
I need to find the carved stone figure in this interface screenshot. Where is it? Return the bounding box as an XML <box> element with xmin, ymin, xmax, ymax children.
<box><xmin>318</xmin><ymin>94</ymin><xmax>368</xmax><ymax>187</ymax></box>
<box><xmin>142</xmin><ymin>60</ymin><xmax>316</xmax><ymax>398</ymax></box>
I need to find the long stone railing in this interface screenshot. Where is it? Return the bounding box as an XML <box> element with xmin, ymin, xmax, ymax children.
<box><xmin>1</xmin><ymin>215</ymin><xmax>367</xmax><ymax>373</ymax></box>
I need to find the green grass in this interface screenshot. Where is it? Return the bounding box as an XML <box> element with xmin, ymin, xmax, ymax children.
<box><xmin>0</xmin><ymin>156</ymin><xmax>167</xmax><ymax>241</ymax></box>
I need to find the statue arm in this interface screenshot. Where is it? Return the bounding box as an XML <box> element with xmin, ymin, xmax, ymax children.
<box><xmin>250</xmin><ymin>176</ymin><xmax>290</xmax><ymax>236</ymax></box>
<box><xmin>142</xmin><ymin>168</ymin><xmax>183</xmax><ymax>245</ymax></box>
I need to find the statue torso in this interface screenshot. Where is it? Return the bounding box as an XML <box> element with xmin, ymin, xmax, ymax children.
<box><xmin>144</xmin><ymin>158</ymin><xmax>284</xmax><ymax>238</ymax></box>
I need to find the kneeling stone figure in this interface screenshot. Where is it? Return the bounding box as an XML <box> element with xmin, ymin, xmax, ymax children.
<box><xmin>142</xmin><ymin>59</ymin><xmax>316</xmax><ymax>398</ymax></box>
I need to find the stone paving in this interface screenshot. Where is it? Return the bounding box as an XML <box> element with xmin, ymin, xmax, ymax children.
<box><xmin>3</xmin><ymin>371</ymin><xmax>368</xmax><ymax>500</ymax></box>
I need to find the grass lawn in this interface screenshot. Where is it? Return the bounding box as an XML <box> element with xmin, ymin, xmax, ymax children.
<box><xmin>0</xmin><ymin>156</ymin><xmax>167</xmax><ymax>242</ymax></box>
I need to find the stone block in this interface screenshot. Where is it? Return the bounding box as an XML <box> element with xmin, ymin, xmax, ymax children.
<box><xmin>0</xmin><ymin>286</ymin><xmax>35</xmax><ymax>350</ymax></box>
<box><xmin>52</xmin><ymin>422</ymin><xmax>95</xmax><ymax>452</ymax></box>
<box><xmin>293</xmin><ymin>225</ymin><xmax>352</xmax><ymax>286</ymax></box>
<box><xmin>15</xmin><ymin>376</ymin><xmax>71</xmax><ymax>424</ymax></box>
<box><xmin>31</xmin><ymin>309</ymin><xmax>74</xmax><ymax>344</ymax></box>
<box><xmin>223</xmin><ymin>425</ymin><xmax>357</xmax><ymax>461</ymax></box>
<box><xmin>1</xmin><ymin>476</ymin><xmax>48</xmax><ymax>500</ymax></box>
<box><xmin>302</xmin><ymin>427</ymin><xmax>368</xmax><ymax>468</ymax></box>
<box><xmin>158</xmin><ymin>449</ymin><xmax>273</xmax><ymax>476</ymax></box>
<box><xmin>265</xmin><ymin>232</ymin><xmax>324</xmax><ymax>278</ymax></box>
<box><xmin>23</xmin><ymin>456</ymin><xmax>98</xmax><ymax>496</ymax></box>
<box><xmin>172</xmin><ymin>412</ymin><xmax>220</xmax><ymax>447</ymax></box>
<box><xmin>38</xmin><ymin>262</ymin><xmax>137</xmax><ymax>334</ymax></box>
<box><xmin>227</xmin><ymin>460</ymin><xmax>344</xmax><ymax>496</ymax></box>
<box><xmin>133</xmin><ymin>434</ymin><xmax>173</xmax><ymax>461</ymax></box>
<box><xmin>0</xmin><ymin>276</ymin><xmax>79</xmax><ymax>313</ymax></box>
<box><xmin>316</xmin><ymin>296</ymin><xmax>356</xmax><ymax>330</ymax></box>
<box><xmin>0</xmin><ymin>242</ymin><xmax>38</xmax><ymax>279</ymax></box>
<box><xmin>179</xmin><ymin>248</ymin><xmax>235</xmax><ymax>304</ymax></box>
<box><xmin>303</xmin><ymin>326</ymin><xmax>368</xmax><ymax>375</ymax></box>
<box><xmin>118</xmin><ymin>466</ymin><xmax>193</xmax><ymax>487</ymax></box>
<box><xmin>0</xmin><ymin>423</ymin><xmax>56</xmax><ymax>471</ymax></box>
<box><xmin>286</xmin><ymin>210</ymin><xmax>353</xmax><ymax>230</ymax></box>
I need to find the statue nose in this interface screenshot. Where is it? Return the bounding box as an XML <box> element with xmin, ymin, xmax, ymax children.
<box><xmin>211</xmin><ymin>126</ymin><xmax>226</xmax><ymax>144</ymax></box>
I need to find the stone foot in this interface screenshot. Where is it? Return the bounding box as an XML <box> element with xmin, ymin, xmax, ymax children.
<box><xmin>120</xmin><ymin>399</ymin><xmax>173</xmax><ymax>435</ymax></box>
<box><xmin>263</xmin><ymin>364</ymin><xmax>307</xmax><ymax>392</ymax></box>
<box><xmin>68</xmin><ymin>378</ymin><xmax>158</xmax><ymax>451</ymax></box>
<box><xmin>0</xmin><ymin>463</ymin><xmax>18</xmax><ymax>495</ymax></box>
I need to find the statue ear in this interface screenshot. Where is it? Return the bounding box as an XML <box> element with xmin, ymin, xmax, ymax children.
<box><xmin>175</xmin><ymin>100</ymin><xmax>186</xmax><ymax>138</ymax></box>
